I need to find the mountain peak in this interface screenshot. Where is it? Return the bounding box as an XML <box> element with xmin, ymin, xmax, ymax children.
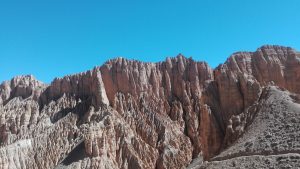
<box><xmin>1</xmin><ymin>45</ymin><xmax>300</xmax><ymax>168</ymax></box>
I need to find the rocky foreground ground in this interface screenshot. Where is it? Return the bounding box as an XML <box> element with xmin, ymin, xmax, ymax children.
<box><xmin>0</xmin><ymin>45</ymin><xmax>299</xmax><ymax>169</ymax></box>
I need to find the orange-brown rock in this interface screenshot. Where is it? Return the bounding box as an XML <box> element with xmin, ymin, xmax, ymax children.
<box><xmin>1</xmin><ymin>45</ymin><xmax>300</xmax><ymax>169</ymax></box>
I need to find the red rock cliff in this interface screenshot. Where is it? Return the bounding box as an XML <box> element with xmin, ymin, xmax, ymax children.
<box><xmin>0</xmin><ymin>45</ymin><xmax>300</xmax><ymax>169</ymax></box>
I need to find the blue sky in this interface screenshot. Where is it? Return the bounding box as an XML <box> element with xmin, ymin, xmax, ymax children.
<box><xmin>1</xmin><ymin>0</ymin><xmax>300</xmax><ymax>83</ymax></box>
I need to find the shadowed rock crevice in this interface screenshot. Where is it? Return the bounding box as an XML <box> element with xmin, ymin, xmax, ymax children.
<box><xmin>62</xmin><ymin>141</ymin><xmax>86</xmax><ymax>165</ymax></box>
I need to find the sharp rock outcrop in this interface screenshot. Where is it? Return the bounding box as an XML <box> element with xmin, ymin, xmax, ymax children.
<box><xmin>0</xmin><ymin>45</ymin><xmax>300</xmax><ymax>169</ymax></box>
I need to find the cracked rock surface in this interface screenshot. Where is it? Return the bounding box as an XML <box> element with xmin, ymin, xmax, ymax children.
<box><xmin>1</xmin><ymin>45</ymin><xmax>300</xmax><ymax>169</ymax></box>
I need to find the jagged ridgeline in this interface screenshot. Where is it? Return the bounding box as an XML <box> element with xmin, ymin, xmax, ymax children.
<box><xmin>0</xmin><ymin>45</ymin><xmax>300</xmax><ymax>169</ymax></box>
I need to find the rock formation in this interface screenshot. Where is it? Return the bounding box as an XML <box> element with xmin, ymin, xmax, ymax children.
<box><xmin>192</xmin><ymin>86</ymin><xmax>300</xmax><ymax>169</ymax></box>
<box><xmin>0</xmin><ymin>45</ymin><xmax>299</xmax><ymax>169</ymax></box>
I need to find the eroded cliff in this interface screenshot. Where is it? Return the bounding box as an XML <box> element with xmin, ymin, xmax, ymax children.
<box><xmin>0</xmin><ymin>45</ymin><xmax>300</xmax><ymax>169</ymax></box>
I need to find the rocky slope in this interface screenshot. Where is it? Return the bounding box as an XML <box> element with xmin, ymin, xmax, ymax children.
<box><xmin>189</xmin><ymin>86</ymin><xmax>300</xmax><ymax>169</ymax></box>
<box><xmin>0</xmin><ymin>45</ymin><xmax>299</xmax><ymax>169</ymax></box>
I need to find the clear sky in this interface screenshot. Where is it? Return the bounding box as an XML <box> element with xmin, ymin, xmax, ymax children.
<box><xmin>1</xmin><ymin>0</ymin><xmax>300</xmax><ymax>83</ymax></box>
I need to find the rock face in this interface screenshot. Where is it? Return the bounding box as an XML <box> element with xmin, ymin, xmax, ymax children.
<box><xmin>0</xmin><ymin>45</ymin><xmax>300</xmax><ymax>169</ymax></box>
<box><xmin>194</xmin><ymin>86</ymin><xmax>300</xmax><ymax>169</ymax></box>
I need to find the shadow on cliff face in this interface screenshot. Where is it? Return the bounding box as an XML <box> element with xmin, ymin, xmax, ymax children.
<box><xmin>2</xmin><ymin>86</ymin><xmax>34</xmax><ymax>105</ymax></box>
<box><xmin>203</xmin><ymin>81</ymin><xmax>225</xmax><ymax>133</ymax></box>
<box><xmin>62</xmin><ymin>141</ymin><xmax>86</xmax><ymax>165</ymax></box>
<box><xmin>49</xmin><ymin>101</ymin><xmax>90</xmax><ymax>124</ymax></box>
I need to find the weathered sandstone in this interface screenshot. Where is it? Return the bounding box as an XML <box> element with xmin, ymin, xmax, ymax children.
<box><xmin>0</xmin><ymin>45</ymin><xmax>300</xmax><ymax>169</ymax></box>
